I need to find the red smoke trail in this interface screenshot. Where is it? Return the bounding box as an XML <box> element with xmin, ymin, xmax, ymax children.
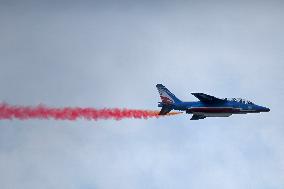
<box><xmin>0</xmin><ymin>103</ymin><xmax>181</xmax><ymax>121</ymax></box>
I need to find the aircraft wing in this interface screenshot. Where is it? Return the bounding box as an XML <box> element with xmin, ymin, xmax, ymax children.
<box><xmin>191</xmin><ymin>93</ymin><xmax>225</xmax><ymax>104</ymax></box>
<box><xmin>191</xmin><ymin>114</ymin><xmax>206</xmax><ymax>120</ymax></box>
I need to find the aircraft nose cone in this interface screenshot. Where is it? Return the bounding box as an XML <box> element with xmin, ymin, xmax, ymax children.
<box><xmin>264</xmin><ymin>108</ymin><xmax>270</xmax><ymax>112</ymax></box>
<box><xmin>261</xmin><ymin>107</ymin><xmax>270</xmax><ymax>112</ymax></box>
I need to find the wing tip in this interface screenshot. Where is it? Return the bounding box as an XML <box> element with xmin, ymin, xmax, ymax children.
<box><xmin>156</xmin><ymin>84</ymin><xmax>165</xmax><ymax>88</ymax></box>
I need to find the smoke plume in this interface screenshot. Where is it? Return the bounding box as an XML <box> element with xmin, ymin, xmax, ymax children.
<box><xmin>0</xmin><ymin>103</ymin><xmax>181</xmax><ymax>121</ymax></box>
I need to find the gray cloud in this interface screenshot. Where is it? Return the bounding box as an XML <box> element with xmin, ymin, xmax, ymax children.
<box><xmin>0</xmin><ymin>1</ymin><xmax>283</xmax><ymax>189</ymax></box>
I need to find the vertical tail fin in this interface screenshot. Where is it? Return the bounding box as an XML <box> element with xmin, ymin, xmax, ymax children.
<box><xmin>156</xmin><ymin>84</ymin><xmax>182</xmax><ymax>105</ymax></box>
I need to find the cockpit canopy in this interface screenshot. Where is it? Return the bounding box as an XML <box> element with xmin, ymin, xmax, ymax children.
<box><xmin>224</xmin><ymin>98</ymin><xmax>254</xmax><ymax>105</ymax></box>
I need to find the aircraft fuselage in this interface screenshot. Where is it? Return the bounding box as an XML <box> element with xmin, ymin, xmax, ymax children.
<box><xmin>156</xmin><ymin>84</ymin><xmax>270</xmax><ymax>120</ymax></box>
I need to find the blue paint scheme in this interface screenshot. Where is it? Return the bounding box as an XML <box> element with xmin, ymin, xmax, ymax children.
<box><xmin>156</xmin><ymin>84</ymin><xmax>270</xmax><ymax>120</ymax></box>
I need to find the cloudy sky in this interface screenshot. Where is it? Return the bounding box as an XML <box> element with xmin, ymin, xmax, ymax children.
<box><xmin>0</xmin><ymin>0</ymin><xmax>283</xmax><ymax>188</ymax></box>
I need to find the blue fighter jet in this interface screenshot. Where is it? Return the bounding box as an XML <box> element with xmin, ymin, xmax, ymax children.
<box><xmin>156</xmin><ymin>84</ymin><xmax>270</xmax><ymax>120</ymax></box>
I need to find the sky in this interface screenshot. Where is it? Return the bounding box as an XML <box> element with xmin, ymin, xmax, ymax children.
<box><xmin>0</xmin><ymin>0</ymin><xmax>283</xmax><ymax>189</ymax></box>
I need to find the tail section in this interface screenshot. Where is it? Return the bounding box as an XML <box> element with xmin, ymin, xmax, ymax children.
<box><xmin>156</xmin><ymin>84</ymin><xmax>182</xmax><ymax>104</ymax></box>
<box><xmin>156</xmin><ymin>84</ymin><xmax>182</xmax><ymax>115</ymax></box>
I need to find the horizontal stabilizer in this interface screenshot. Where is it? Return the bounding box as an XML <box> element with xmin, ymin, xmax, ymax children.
<box><xmin>159</xmin><ymin>106</ymin><xmax>172</xmax><ymax>115</ymax></box>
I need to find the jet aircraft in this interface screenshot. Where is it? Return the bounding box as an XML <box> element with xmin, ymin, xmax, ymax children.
<box><xmin>156</xmin><ymin>84</ymin><xmax>270</xmax><ymax>120</ymax></box>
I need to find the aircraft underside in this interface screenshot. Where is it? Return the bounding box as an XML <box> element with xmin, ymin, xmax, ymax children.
<box><xmin>186</xmin><ymin>107</ymin><xmax>258</xmax><ymax>120</ymax></box>
<box><xmin>194</xmin><ymin>112</ymin><xmax>232</xmax><ymax>117</ymax></box>
<box><xmin>189</xmin><ymin>112</ymin><xmax>232</xmax><ymax>120</ymax></box>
